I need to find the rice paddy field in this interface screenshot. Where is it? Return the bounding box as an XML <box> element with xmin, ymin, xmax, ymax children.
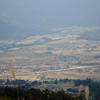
<box><xmin>0</xmin><ymin>33</ymin><xmax>100</xmax><ymax>81</ymax></box>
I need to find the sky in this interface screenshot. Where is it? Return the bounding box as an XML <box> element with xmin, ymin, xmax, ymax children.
<box><xmin>0</xmin><ymin>0</ymin><xmax>100</xmax><ymax>27</ymax></box>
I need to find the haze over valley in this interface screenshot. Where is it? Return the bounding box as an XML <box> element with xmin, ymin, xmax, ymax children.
<box><xmin>0</xmin><ymin>0</ymin><xmax>100</xmax><ymax>40</ymax></box>
<box><xmin>0</xmin><ymin>1</ymin><xmax>100</xmax><ymax>99</ymax></box>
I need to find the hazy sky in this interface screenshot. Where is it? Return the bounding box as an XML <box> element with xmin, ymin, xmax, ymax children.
<box><xmin>0</xmin><ymin>0</ymin><xmax>100</xmax><ymax>27</ymax></box>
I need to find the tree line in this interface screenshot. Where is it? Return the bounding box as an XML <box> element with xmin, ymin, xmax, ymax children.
<box><xmin>0</xmin><ymin>86</ymin><xmax>83</xmax><ymax>100</ymax></box>
<box><xmin>1</xmin><ymin>78</ymin><xmax>100</xmax><ymax>99</ymax></box>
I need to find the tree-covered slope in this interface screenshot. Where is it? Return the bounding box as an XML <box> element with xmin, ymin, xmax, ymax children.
<box><xmin>0</xmin><ymin>86</ymin><xmax>83</xmax><ymax>100</ymax></box>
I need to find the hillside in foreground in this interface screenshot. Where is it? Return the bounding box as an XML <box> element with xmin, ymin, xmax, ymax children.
<box><xmin>0</xmin><ymin>86</ymin><xmax>83</xmax><ymax>100</ymax></box>
<box><xmin>1</xmin><ymin>78</ymin><xmax>100</xmax><ymax>100</ymax></box>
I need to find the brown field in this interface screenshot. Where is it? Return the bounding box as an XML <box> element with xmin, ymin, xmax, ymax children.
<box><xmin>0</xmin><ymin>33</ymin><xmax>100</xmax><ymax>81</ymax></box>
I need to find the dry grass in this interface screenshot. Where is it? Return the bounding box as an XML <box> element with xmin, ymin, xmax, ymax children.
<box><xmin>85</xmin><ymin>86</ymin><xmax>89</xmax><ymax>100</ymax></box>
<box><xmin>9</xmin><ymin>61</ymin><xmax>16</xmax><ymax>82</ymax></box>
<box><xmin>9</xmin><ymin>61</ymin><xmax>20</xmax><ymax>100</ymax></box>
<box><xmin>78</xmin><ymin>85</ymin><xmax>83</xmax><ymax>97</ymax></box>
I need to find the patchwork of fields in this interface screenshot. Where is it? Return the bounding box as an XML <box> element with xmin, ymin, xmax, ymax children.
<box><xmin>0</xmin><ymin>33</ymin><xmax>100</xmax><ymax>81</ymax></box>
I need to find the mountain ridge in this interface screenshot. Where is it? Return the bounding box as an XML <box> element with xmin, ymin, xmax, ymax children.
<box><xmin>77</xmin><ymin>30</ymin><xmax>100</xmax><ymax>41</ymax></box>
<box><xmin>0</xmin><ymin>0</ymin><xmax>100</xmax><ymax>40</ymax></box>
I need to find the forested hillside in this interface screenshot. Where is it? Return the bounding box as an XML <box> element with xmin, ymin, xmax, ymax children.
<box><xmin>0</xmin><ymin>86</ymin><xmax>83</xmax><ymax>100</ymax></box>
<box><xmin>1</xmin><ymin>78</ymin><xmax>100</xmax><ymax>99</ymax></box>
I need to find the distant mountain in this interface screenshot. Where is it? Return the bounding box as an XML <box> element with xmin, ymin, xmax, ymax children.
<box><xmin>0</xmin><ymin>19</ymin><xmax>32</xmax><ymax>40</ymax></box>
<box><xmin>0</xmin><ymin>12</ymin><xmax>51</xmax><ymax>40</ymax></box>
<box><xmin>77</xmin><ymin>31</ymin><xmax>100</xmax><ymax>41</ymax></box>
<box><xmin>0</xmin><ymin>0</ymin><xmax>100</xmax><ymax>40</ymax></box>
<box><xmin>0</xmin><ymin>1</ymin><xmax>51</xmax><ymax>40</ymax></box>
